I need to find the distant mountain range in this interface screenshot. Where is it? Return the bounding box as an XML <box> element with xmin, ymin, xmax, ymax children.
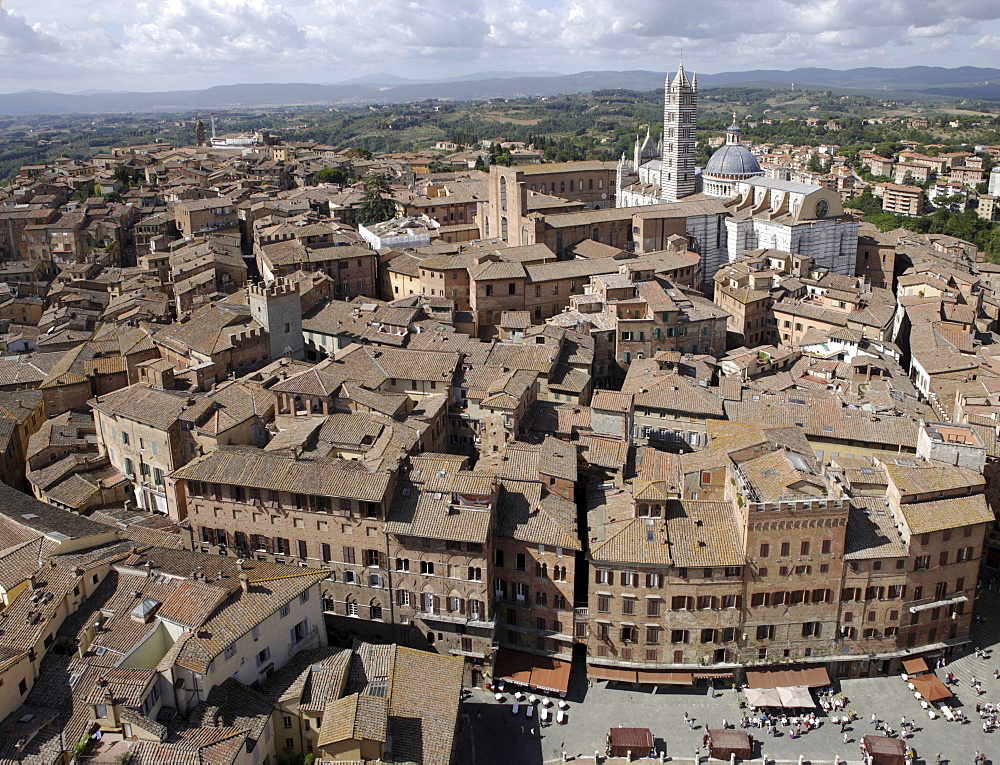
<box><xmin>3</xmin><ymin>66</ymin><xmax>1000</xmax><ymax>116</ymax></box>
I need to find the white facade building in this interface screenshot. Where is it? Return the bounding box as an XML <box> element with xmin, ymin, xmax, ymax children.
<box><xmin>988</xmin><ymin>167</ymin><xmax>1000</xmax><ymax>197</ymax></box>
<box><xmin>724</xmin><ymin>178</ymin><xmax>859</xmax><ymax>277</ymax></box>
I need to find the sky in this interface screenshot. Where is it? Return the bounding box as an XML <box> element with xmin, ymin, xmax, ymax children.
<box><xmin>2</xmin><ymin>0</ymin><xmax>1000</xmax><ymax>93</ymax></box>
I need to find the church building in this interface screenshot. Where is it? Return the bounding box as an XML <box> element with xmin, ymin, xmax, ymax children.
<box><xmin>616</xmin><ymin>63</ymin><xmax>858</xmax><ymax>282</ymax></box>
<box><xmin>701</xmin><ymin>116</ymin><xmax>765</xmax><ymax>197</ymax></box>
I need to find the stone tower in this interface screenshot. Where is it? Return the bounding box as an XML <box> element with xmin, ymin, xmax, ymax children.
<box><xmin>247</xmin><ymin>278</ymin><xmax>304</xmax><ymax>361</ymax></box>
<box><xmin>660</xmin><ymin>61</ymin><xmax>697</xmax><ymax>202</ymax></box>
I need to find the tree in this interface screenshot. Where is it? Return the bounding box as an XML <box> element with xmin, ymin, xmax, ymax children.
<box><xmin>473</xmin><ymin>155</ymin><xmax>488</xmax><ymax>172</ymax></box>
<box><xmin>195</xmin><ymin>120</ymin><xmax>207</xmax><ymax>147</ymax></box>
<box><xmin>358</xmin><ymin>172</ymin><xmax>396</xmax><ymax>225</ymax></box>
<box><xmin>807</xmin><ymin>153</ymin><xmax>823</xmax><ymax>173</ymax></box>
<box><xmin>355</xmin><ymin>147</ymin><xmax>373</xmax><ymax>160</ymax></box>
<box><xmin>314</xmin><ymin>167</ymin><xmax>347</xmax><ymax>185</ymax></box>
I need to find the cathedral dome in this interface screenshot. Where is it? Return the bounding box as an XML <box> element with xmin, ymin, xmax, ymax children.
<box><xmin>704</xmin><ymin>143</ymin><xmax>762</xmax><ymax>177</ymax></box>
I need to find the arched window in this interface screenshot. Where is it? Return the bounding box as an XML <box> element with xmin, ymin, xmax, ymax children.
<box><xmin>499</xmin><ymin>175</ymin><xmax>508</xmax><ymax>212</ymax></box>
<box><xmin>501</xmin><ymin>216</ymin><xmax>508</xmax><ymax>242</ymax></box>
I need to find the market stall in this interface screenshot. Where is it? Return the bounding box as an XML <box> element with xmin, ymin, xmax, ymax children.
<box><xmin>607</xmin><ymin>727</ymin><xmax>654</xmax><ymax>758</ymax></box>
<box><xmin>708</xmin><ymin>729</ymin><xmax>752</xmax><ymax>760</ymax></box>
<box><xmin>861</xmin><ymin>735</ymin><xmax>905</xmax><ymax>765</ymax></box>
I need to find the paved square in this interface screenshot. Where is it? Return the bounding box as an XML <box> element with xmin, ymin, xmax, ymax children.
<box><xmin>464</xmin><ymin>648</ymin><xmax>1000</xmax><ymax>764</ymax></box>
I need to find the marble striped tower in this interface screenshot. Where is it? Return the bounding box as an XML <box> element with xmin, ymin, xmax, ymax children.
<box><xmin>660</xmin><ymin>61</ymin><xmax>698</xmax><ymax>202</ymax></box>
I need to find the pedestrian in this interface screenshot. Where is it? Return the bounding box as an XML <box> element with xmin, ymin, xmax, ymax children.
<box><xmin>934</xmin><ymin>753</ymin><xmax>941</xmax><ymax>765</ymax></box>
<box><xmin>844</xmin><ymin>732</ymin><xmax>850</xmax><ymax>744</ymax></box>
<box><xmin>900</xmin><ymin>715</ymin><xmax>906</xmax><ymax>729</ymax></box>
<box><xmin>995</xmin><ymin>669</ymin><xmax>999</xmax><ymax>680</ymax></box>
<box><xmin>684</xmin><ymin>711</ymin><xmax>690</xmax><ymax>723</ymax></box>
<box><xmin>871</xmin><ymin>712</ymin><xmax>877</xmax><ymax>725</ymax></box>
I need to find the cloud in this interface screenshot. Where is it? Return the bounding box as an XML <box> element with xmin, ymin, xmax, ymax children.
<box><xmin>0</xmin><ymin>1</ymin><xmax>61</xmax><ymax>56</ymax></box>
<box><xmin>3</xmin><ymin>0</ymin><xmax>1000</xmax><ymax>92</ymax></box>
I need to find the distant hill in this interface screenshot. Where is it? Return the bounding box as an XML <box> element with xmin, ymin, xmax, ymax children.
<box><xmin>2</xmin><ymin>66</ymin><xmax>999</xmax><ymax>116</ymax></box>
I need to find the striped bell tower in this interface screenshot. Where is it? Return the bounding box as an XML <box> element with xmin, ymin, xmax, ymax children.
<box><xmin>660</xmin><ymin>61</ymin><xmax>697</xmax><ymax>202</ymax></box>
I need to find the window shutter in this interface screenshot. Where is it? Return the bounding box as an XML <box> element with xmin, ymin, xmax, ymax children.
<box><xmin>434</xmin><ymin>595</ymin><xmax>441</xmax><ymax>613</ymax></box>
<box><xmin>594</xmin><ymin>569</ymin><xmax>601</xmax><ymax>584</ymax></box>
<box><xmin>459</xmin><ymin>598</ymin><xmax>466</xmax><ymax>615</ymax></box>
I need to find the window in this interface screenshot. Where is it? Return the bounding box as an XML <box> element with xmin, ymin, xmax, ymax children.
<box><xmin>622</xmin><ymin>598</ymin><xmax>635</xmax><ymax>616</ymax></box>
<box><xmin>671</xmin><ymin>629</ymin><xmax>688</xmax><ymax>644</ymax></box>
<box><xmin>256</xmin><ymin>647</ymin><xmax>271</xmax><ymax>667</ymax></box>
<box><xmin>821</xmin><ymin>539</ymin><xmax>832</xmax><ymax>554</ymax></box>
<box><xmin>515</xmin><ymin>553</ymin><xmax>526</xmax><ymax>571</ymax></box>
<box><xmin>494</xmin><ymin>549</ymin><xmax>504</xmax><ymax>567</ymax></box>
<box><xmin>279</xmin><ymin>604</ymin><xmax>290</xmax><ymax>618</ymax></box>
<box><xmin>282</xmin><ymin>715</ymin><xmax>292</xmax><ymax>729</ymax></box>
<box><xmin>957</xmin><ymin>546</ymin><xmax>973</xmax><ymax>562</ymax></box>
<box><xmin>800</xmin><ymin>541</ymin><xmax>810</xmax><ymax>556</ymax></box>
<box><xmin>595</xmin><ymin>568</ymin><xmax>611</xmax><ymax>585</ymax></box>
<box><xmin>647</xmin><ymin>599</ymin><xmax>660</xmax><ymax>617</ymax></box>
<box><xmin>343</xmin><ymin>546</ymin><xmax>356</xmax><ymax>565</ymax></box>
<box><xmin>914</xmin><ymin>555</ymin><xmax>930</xmax><ymax>571</ymax></box>
<box><xmin>485</xmin><ymin>284</ymin><xmax>493</xmax><ymax>296</ymax></box>
<box><xmin>468</xmin><ymin>566</ymin><xmax>482</xmax><ymax>581</ymax></box>
<box><xmin>597</xmin><ymin>595</ymin><xmax>610</xmax><ymax>613</ymax></box>
<box><xmin>756</xmin><ymin>625</ymin><xmax>775</xmax><ymax>640</ymax></box>
<box><xmin>780</xmin><ymin>542</ymin><xmax>790</xmax><ymax>557</ymax></box>
<box><xmin>299</xmin><ymin>590</ymin><xmax>310</xmax><ymax>605</ymax></box>
<box><xmin>420</xmin><ymin>561</ymin><xmax>434</xmax><ymax>575</ymax></box>
<box><xmin>759</xmin><ymin>543</ymin><xmax>770</xmax><ymax>558</ymax></box>
<box><xmin>646</xmin><ymin>572</ymin><xmax>661</xmax><ymax>588</ymax></box>
<box><xmin>802</xmin><ymin>622</ymin><xmax>821</xmax><ymax>637</ymax></box>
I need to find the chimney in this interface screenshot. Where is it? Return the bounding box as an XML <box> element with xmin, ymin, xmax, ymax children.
<box><xmin>239</xmin><ymin>573</ymin><xmax>249</xmax><ymax>593</ymax></box>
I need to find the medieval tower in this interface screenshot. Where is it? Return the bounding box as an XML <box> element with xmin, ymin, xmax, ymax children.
<box><xmin>660</xmin><ymin>62</ymin><xmax>698</xmax><ymax>202</ymax></box>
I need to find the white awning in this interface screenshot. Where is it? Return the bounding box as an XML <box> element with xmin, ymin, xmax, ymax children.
<box><xmin>909</xmin><ymin>594</ymin><xmax>967</xmax><ymax>614</ymax></box>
